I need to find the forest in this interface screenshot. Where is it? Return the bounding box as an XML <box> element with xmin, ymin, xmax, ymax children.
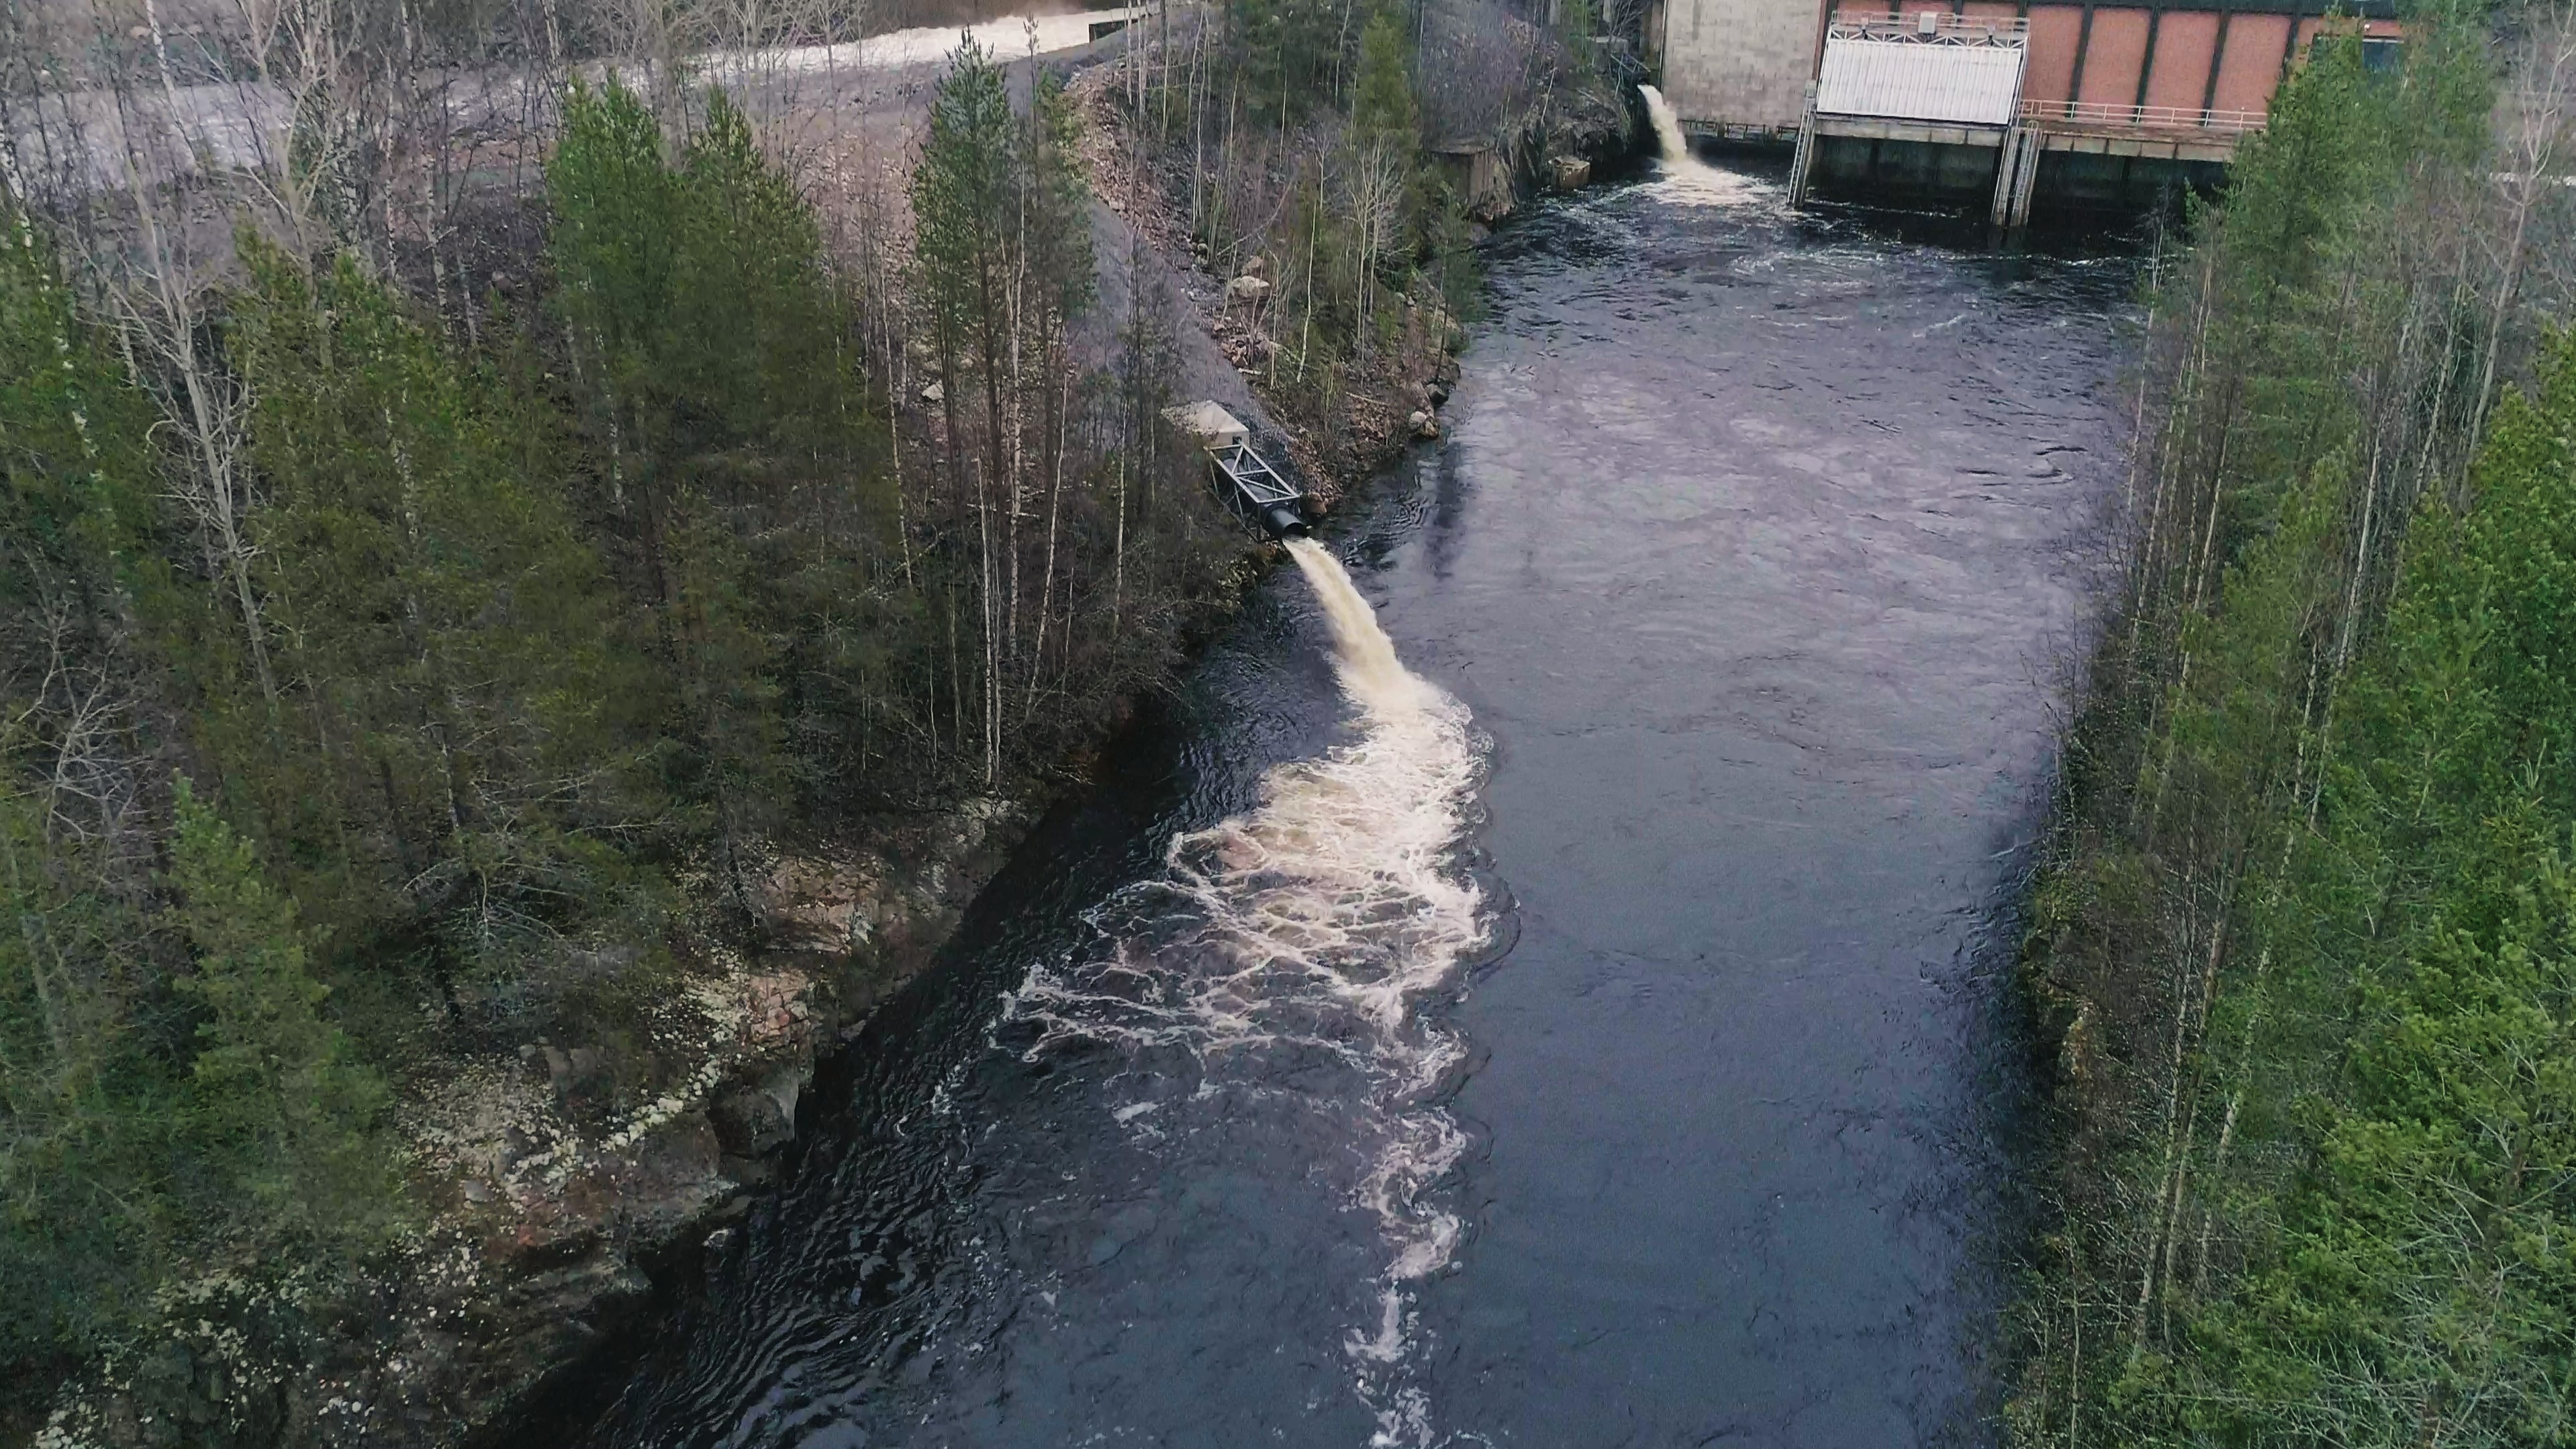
<box><xmin>2007</xmin><ymin>3</ymin><xmax>2576</xmax><ymax>1444</ymax></box>
<box><xmin>0</xmin><ymin>0</ymin><xmax>1621</xmax><ymax>1433</ymax></box>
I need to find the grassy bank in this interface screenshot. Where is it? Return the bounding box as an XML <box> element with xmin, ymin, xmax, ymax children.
<box><xmin>2008</xmin><ymin>6</ymin><xmax>2576</xmax><ymax>1443</ymax></box>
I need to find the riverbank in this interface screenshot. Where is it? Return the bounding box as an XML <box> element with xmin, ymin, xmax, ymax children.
<box><xmin>1061</xmin><ymin>11</ymin><xmax>1638</xmax><ymax>492</ymax></box>
<box><xmin>2001</xmin><ymin>24</ymin><xmax>2576</xmax><ymax>1445</ymax></box>
<box><xmin>542</xmin><ymin>143</ymin><xmax>2135</xmax><ymax>1448</ymax></box>
<box><xmin>13</xmin><ymin>36</ymin><xmax>1639</xmax><ymax>1446</ymax></box>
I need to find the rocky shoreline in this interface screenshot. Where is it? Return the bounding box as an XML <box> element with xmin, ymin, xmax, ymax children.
<box><xmin>24</xmin><ymin>50</ymin><xmax>1643</xmax><ymax>1449</ymax></box>
<box><xmin>32</xmin><ymin>802</ymin><xmax>1038</xmax><ymax>1449</ymax></box>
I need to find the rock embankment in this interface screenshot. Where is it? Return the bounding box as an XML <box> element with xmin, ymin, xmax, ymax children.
<box><xmin>31</xmin><ymin>40</ymin><xmax>1642</xmax><ymax>1449</ymax></box>
<box><xmin>36</xmin><ymin>803</ymin><xmax>1032</xmax><ymax>1449</ymax></box>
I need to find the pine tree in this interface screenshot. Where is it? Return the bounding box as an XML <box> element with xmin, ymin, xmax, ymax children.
<box><xmin>228</xmin><ymin>239</ymin><xmax>655</xmax><ymax>1013</ymax></box>
<box><xmin>1351</xmin><ymin>10</ymin><xmax>1419</xmax><ymax>154</ymax></box>
<box><xmin>913</xmin><ymin>38</ymin><xmax>1025</xmax><ymax>784</ymax></box>
<box><xmin>169</xmin><ymin>776</ymin><xmax>403</xmax><ymax>1244</ymax></box>
<box><xmin>1226</xmin><ymin>0</ymin><xmax>1348</xmax><ymax>125</ymax></box>
<box><xmin>0</xmin><ymin>187</ymin><xmax>175</xmax><ymax>1365</ymax></box>
<box><xmin>2187</xmin><ymin>334</ymin><xmax>2576</xmax><ymax>1444</ymax></box>
<box><xmin>548</xmin><ymin>79</ymin><xmax>681</xmax><ymax>534</ymax></box>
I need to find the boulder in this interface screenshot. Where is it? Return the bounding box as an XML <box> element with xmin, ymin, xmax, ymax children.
<box><xmin>1549</xmin><ymin>154</ymin><xmax>1592</xmax><ymax>191</ymax></box>
<box><xmin>1409</xmin><ymin>410</ymin><xmax>1441</xmax><ymax>439</ymax></box>
<box><xmin>543</xmin><ymin>1043</ymin><xmax>611</xmax><ymax>1112</ymax></box>
<box><xmin>1225</xmin><ymin>275</ymin><xmax>1272</xmax><ymax>306</ymax></box>
<box><xmin>710</xmin><ymin>1088</ymin><xmax>793</xmax><ymax>1157</ymax></box>
<box><xmin>1239</xmin><ymin>254</ymin><xmax>1268</xmax><ymax>279</ymax></box>
<box><xmin>1409</xmin><ymin>300</ymin><xmax>1467</xmax><ymax>355</ymax></box>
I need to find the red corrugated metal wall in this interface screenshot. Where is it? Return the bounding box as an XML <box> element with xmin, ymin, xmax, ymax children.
<box><xmin>1818</xmin><ymin>0</ymin><xmax>2399</xmax><ymax>122</ymax></box>
<box><xmin>2020</xmin><ymin>6</ymin><xmax>2084</xmax><ymax>105</ymax></box>
<box><xmin>2142</xmin><ymin>11</ymin><xmax>2219</xmax><ymax>110</ymax></box>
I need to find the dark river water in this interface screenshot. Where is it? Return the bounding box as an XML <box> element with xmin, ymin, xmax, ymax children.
<box><xmin>564</xmin><ymin>158</ymin><xmax>2132</xmax><ymax>1448</ymax></box>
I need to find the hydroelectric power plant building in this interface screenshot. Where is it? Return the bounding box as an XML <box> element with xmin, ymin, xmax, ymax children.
<box><xmin>1648</xmin><ymin>0</ymin><xmax>2401</xmax><ymax>224</ymax></box>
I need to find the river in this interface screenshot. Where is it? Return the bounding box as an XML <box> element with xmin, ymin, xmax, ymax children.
<box><xmin>557</xmin><ymin>154</ymin><xmax>2132</xmax><ymax>1448</ymax></box>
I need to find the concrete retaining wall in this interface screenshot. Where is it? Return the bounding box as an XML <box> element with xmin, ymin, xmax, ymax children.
<box><xmin>1660</xmin><ymin>0</ymin><xmax>1824</xmax><ymax>134</ymax></box>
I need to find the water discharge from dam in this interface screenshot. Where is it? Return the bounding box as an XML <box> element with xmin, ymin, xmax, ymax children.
<box><xmin>557</xmin><ymin>156</ymin><xmax>2130</xmax><ymax>1448</ymax></box>
<box><xmin>1005</xmin><ymin>537</ymin><xmax>1492</xmax><ymax>1445</ymax></box>
<box><xmin>1639</xmin><ymin>83</ymin><xmax>1771</xmax><ymax>205</ymax></box>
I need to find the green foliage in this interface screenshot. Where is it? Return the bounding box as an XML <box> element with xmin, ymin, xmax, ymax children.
<box><xmin>2144</xmin><ymin>24</ymin><xmax>2489</xmax><ymax>571</ymax></box>
<box><xmin>2192</xmin><ymin>338</ymin><xmax>2576</xmax><ymax>1444</ymax></box>
<box><xmin>1029</xmin><ymin>72</ymin><xmax>1100</xmax><ymax>326</ymax></box>
<box><xmin>0</xmin><ymin>41</ymin><xmax>1245</xmax><ymax>1417</ymax></box>
<box><xmin>2009</xmin><ymin>18</ymin><xmax>2576</xmax><ymax>1444</ymax></box>
<box><xmin>551</xmin><ymin>81</ymin><xmax>905</xmax><ymax>832</ymax></box>
<box><xmin>912</xmin><ymin>39</ymin><xmax>1020</xmax><ymax>373</ymax></box>
<box><xmin>3</xmin><ymin>205</ymin><xmax>416</xmax><ymax>1376</ymax></box>
<box><xmin>227</xmin><ymin>239</ymin><xmax>658</xmax><ymax>1019</ymax></box>
<box><xmin>1351</xmin><ymin>11</ymin><xmax>1420</xmax><ymax>152</ymax></box>
<box><xmin>1225</xmin><ymin>0</ymin><xmax>1357</xmax><ymax>126</ymax></box>
<box><xmin>167</xmin><ymin>776</ymin><xmax>404</xmax><ymax>1247</ymax></box>
<box><xmin>914</xmin><ymin>52</ymin><xmax>1096</xmax><ymax>376</ymax></box>
<box><xmin>1555</xmin><ymin>0</ymin><xmax>1601</xmax><ymax>74</ymax></box>
<box><xmin>0</xmin><ymin>194</ymin><xmax>175</xmax><ymax>1368</ymax></box>
<box><xmin>0</xmin><ymin>792</ymin><xmax>171</xmax><ymax>1366</ymax></box>
<box><xmin>547</xmin><ymin>77</ymin><xmax>677</xmax><ymax>509</ymax></box>
<box><xmin>907</xmin><ymin>42</ymin><xmax>1163</xmax><ymax>786</ymax></box>
<box><xmin>671</xmin><ymin>93</ymin><xmax>855</xmax><ymax>456</ymax></box>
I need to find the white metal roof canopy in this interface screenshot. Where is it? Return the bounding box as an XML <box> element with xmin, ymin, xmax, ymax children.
<box><xmin>1817</xmin><ymin>37</ymin><xmax>2028</xmax><ymax>127</ymax></box>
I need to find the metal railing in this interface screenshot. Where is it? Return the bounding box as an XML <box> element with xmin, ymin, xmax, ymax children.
<box><xmin>1827</xmin><ymin>13</ymin><xmax>2028</xmax><ymax>46</ymax></box>
<box><xmin>2021</xmin><ymin>99</ymin><xmax>2268</xmax><ymax>132</ymax></box>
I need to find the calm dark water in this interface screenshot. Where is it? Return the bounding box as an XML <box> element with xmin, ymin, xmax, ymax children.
<box><xmin>565</xmin><ymin>163</ymin><xmax>2131</xmax><ymax>1448</ymax></box>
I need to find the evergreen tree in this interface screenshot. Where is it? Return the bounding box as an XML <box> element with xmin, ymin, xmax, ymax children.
<box><xmin>2186</xmin><ymin>333</ymin><xmax>2576</xmax><ymax>1444</ymax></box>
<box><xmin>672</xmin><ymin>91</ymin><xmax>871</xmax><ymax>467</ymax></box>
<box><xmin>910</xmin><ymin>42</ymin><xmax>1104</xmax><ymax>784</ymax></box>
<box><xmin>548</xmin><ymin>79</ymin><xmax>681</xmax><ymax>536</ymax></box>
<box><xmin>667</xmin><ymin>90</ymin><xmax>900</xmax><ymax>843</ymax></box>
<box><xmin>1225</xmin><ymin>0</ymin><xmax>1350</xmax><ymax>125</ymax></box>
<box><xmin>168</xmin><ymin>775</ymin><xmax>403</xmax><ymax>1245</ymax></box>
<box><xmin>913</xmin><ymin>38</ymin><xmax>1033</xmax><ymax>784</ymax></box>
<box><xmin>2003</xmin><ymin>18</ymin><xmax>2571</xmax><ymax>1443</ymax></box>
<box><xmin>551</xmin><ymin>79</ymin><xmax>917</xmax><ymax>868</ymax></box>
<box><xmin>1351</xmin><ymin>10</ymin><xmax>1419</xmax><ymax>154</ymax></box>
<box><xmin>0</xmin><ymin>190</ymin><xmax>175</xmax><ymax>1366</ymax></box>
<box><xmin>228</xmin><ymin>239</ymin><xmax>655</xmax><ymax>1016</ymax></box>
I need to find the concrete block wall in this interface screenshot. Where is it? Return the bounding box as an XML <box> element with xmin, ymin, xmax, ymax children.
<box><xmin>1662</xmin><ymin>0</ymin><xmax>1825</xmax><ymax>134</ymax></box>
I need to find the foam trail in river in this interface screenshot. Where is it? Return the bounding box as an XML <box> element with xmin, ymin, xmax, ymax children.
<box><xmin>1001</xmin><ymin>537</ymin><xmax>1490</xmax><ymax>1448</ymax></box>
<box><xmin>1639</xmin><ymin>83</ymin><xmax>1774</xmax><ymax>207</ymax></box>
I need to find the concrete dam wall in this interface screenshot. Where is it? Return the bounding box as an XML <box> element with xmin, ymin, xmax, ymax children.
<box><xmin>1649</xmin><ymin>0</ymin><xmax>2403</xmax><ymax>224</ymax></box>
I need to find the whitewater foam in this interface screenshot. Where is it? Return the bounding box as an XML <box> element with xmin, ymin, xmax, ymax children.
<box><xmin>1000</xmin><ymin>539</ymin><xmax>1489</xmax><ymax>1448</ymax></box>
<box><xmin>1639</xmin><ymin>83</ymin><xmax>1776</xmax><ymax>208</ymax></box>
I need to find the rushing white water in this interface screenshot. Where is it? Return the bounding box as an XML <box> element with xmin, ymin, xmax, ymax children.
<box><xmin>1638</xmin><ymin>83</ymin><xmax>1775</xmax><ymax>207</ymax></box>
<box><xmin>1002</xmin><ymin>537</ymin><xmax>1491</xmax><ymax>1447</ymax></box>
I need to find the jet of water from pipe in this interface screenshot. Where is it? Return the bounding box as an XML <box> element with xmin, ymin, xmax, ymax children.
<box><xmin>1637</xmin><ymin>83</ymin><xmax>1774</xmax><ymax>207</ymax></box>
<box><xmin>1006</xmin><ymin>539</ymin><xmax>1492</xmax><ymax>1448</ymax></box>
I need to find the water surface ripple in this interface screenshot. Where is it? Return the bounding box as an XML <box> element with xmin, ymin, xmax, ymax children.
<box><xmin>567</xmin><ymin>163</ymin><xmax>2130</xmax><ymax>1448</ymax></box>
